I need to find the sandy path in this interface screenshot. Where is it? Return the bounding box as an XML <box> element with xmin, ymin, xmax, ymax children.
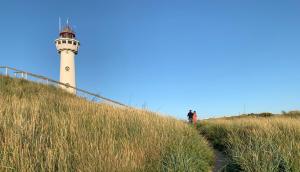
<box><xmin>212</xmin><ymin>149</ymin><xmax>227</xmax><ymax>172</ymax></box>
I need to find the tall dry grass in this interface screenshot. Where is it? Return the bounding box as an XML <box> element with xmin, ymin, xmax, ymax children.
<box><xmin>0</xmin><ymin>76</ymin><xmax>213</xmax><ymax>171</ymax></box>
<box><xmin>199</xmin><ymin>116</ymin><xmax>300</xmax><ymax>171</ymax></box>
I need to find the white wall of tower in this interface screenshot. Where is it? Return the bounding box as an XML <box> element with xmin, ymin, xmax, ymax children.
<box><xmin>60</xmin><ymin>50</ymin><xmax>76</xmax><ymax>93</ymax></box>
<box><xmin>55</xmin><ymin>37</ymin><xmax>79</xmax><ymax>94</ymax></box>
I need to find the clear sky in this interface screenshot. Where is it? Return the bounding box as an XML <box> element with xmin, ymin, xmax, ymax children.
<box><xmin>1</xmin><ymin>0</ymin><xmax>300</xmax><ymax>119</ymax></box>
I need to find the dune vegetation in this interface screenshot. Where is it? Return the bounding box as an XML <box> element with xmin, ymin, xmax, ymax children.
<box><xmin>0</xmin><ymin>76</ymin><xmax>213</xmax><ymax>171</ymax></box>
<box><xmin>198</xmin><ymin>115</ymin><xmax>300</xmax><ymax>171</ymax></box>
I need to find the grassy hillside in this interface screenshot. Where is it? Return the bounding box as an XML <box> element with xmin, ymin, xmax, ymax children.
<box><xmin>0</xmin><ymin>76</ymin><xmax>213</xmax><ymax>171</ymax></box>
<box><xmin>198</xmin><ymin>116</ymin><xmax>300</xmax><ymax>171</ymax></box>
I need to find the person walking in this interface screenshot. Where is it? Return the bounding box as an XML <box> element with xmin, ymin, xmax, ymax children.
<box><xmin>193</xmin><ymin>111</ymin><xmax>197</xmax><ymax>128</ymax></box>
<box><xmin>187</xmin><ymin>110</ymin><xmax>193</xmax><ymax>123</ymax></box>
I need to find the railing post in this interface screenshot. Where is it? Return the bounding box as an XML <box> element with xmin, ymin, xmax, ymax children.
<box><xmin>21</xmin><ymin>72</ymin><xmax>24</xmax><ymax>78</ymax></box>
<box><xmin>5</xmin><ymin>67</ymin><xmax>8</xmax><ymax>76</ymax></box>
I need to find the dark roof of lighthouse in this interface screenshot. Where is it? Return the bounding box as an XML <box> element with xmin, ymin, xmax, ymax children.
<box><xmin>60</xmin><ymin>26</ymin><xmax>75</xmax><ymax>34</ymax></box>
<box><xmin>59</xmin><ymin>25</ymin><xmax>76</xmax><ymax>38</ymax></box>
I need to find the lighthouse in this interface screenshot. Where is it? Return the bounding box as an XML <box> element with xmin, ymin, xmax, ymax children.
<box><xmin>55</xmin><ymin>24</ymin><xmax>80</xmax><ymax>94</ymax></box>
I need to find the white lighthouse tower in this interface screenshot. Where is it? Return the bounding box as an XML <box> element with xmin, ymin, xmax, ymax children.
<box><xmin>55</xmin><ymin>24</ymin><xmax>80</xmax><ymax>94</ymax></box>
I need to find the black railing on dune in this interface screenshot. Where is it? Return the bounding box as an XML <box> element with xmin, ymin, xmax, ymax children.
<box><xmin>0</xmin><ymin>66</ymin><xmax>128</xmax><ymax>107</ymax></box>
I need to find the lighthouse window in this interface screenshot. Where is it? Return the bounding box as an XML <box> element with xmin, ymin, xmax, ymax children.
<box><xmin>62</xmin><ymin>40</ymin><xmax>66</xmax><ymax>44</ymax></box>
<box><xmin>58</xmin><ymin>41</ymin><xmax>61</xmax><ymax>44</ymax></box>
<box><xmin>65</xmin><ymin>66</ymin><xmax>70</xmax><ymax>71</ymax></box>
<box><xmin>68</xmin><ymin>41</ymin><xmax>72</xmax><ymax>44</ymax></box>
<box><xmin>73</xmin><ymin>42</ymin><xmax>77</xmax><ymax>45</ymax></box>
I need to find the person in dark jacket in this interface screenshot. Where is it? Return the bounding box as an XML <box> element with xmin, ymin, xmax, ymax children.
<box><xmin>187</xmin><ymin>110</ymin><xmax>193</xmax><ymax>123</ymax></box>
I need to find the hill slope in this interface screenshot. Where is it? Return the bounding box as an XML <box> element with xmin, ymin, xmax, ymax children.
<box><xmin>199</xmin><ymin>116</ymin><xmax>300</xmax><ymax>171</ymax></box>
<box><xmin>0</xmin><ymin>76</ymin><xmax>213</xmax><ymax>171</ymax></box>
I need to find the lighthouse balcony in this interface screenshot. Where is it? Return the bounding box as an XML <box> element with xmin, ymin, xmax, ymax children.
<box><xmin>55</xmin><ymin>38</ymin><xmax>80</xmax><ymax>54</ymax></box>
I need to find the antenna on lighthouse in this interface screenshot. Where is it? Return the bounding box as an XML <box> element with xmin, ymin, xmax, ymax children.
<box><xmin>58</xmin><ymin>17</ymin><xmax>61</xmax><ymax>32</ymax></box>
<box><xmin>67</xmin><ymin>18</ymin><xmax>69</xmax><ymax>26</ymax></box>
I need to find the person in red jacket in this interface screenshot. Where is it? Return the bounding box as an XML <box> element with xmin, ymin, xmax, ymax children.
<box><xmin>193</xmin><ymin>111</ymin><xmax>197</xmax><ymax>128</ymax></box>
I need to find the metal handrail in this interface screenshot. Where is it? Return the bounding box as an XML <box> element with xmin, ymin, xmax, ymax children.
<box><xmin>0</xmin><ymin>66</ymin><xmax>128</xmax><ymax>107</ymax></box>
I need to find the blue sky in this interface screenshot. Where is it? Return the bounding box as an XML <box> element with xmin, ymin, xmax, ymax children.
<box><xmin>1</xmin><ymin>0</ymin><xmax>300</xmax><ymax>119</ymax></box>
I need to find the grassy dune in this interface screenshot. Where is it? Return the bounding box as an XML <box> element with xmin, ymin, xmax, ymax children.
<box><xmin>0</xmin><ymin>76</ymin><xmax>213</xmax><ymax>171</ymax></box>
<box><xmin>198</xmin><ymin>116</ymin><xmax>300</xmax><ymax>171</ymax></box>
